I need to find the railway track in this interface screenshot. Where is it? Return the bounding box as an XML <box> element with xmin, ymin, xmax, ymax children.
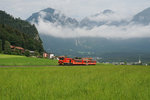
<box><xmin>0</xmin><ymin>65</ymin><xmax>60</xmax><ymax>67</ymax></box>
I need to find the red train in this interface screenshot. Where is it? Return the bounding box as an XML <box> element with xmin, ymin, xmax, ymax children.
<box><xmin>58</xmin><ymin>56</ymin><xmax>96</xmax><ymax>65</ymax></box>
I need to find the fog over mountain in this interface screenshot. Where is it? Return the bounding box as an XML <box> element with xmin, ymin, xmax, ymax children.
<box><xmin>27</xmin><ymin>7</ymin><xmax>150</xmax><ymax>39</ymax></box>
<box><xmin>80</xmin><ymin>9</ymin><xmax>129</xmax><ymax>29</ymax></box>
<box><xmin>27</xmin><ymin>8</ymin><xmax>79</xmax><ymax>28</ymax></box>
<box><xmin>131</xmin><ymin>7</ymin><xmax>150</xmax><ymax>25</ymax></box>
<box><xmin>27</xmin><ymin>7</ymin><xmax>150</xmax><ymax>61</ymax></box>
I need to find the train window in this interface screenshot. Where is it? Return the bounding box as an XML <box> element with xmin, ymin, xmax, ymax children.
<box><xmin>59</xmin><ymin>57</ymin><xmax>64</xmax><ymax>60</ymax></box>
<box><xmin>88</xmin><ymin>61</ymin><xmax>95</xmax><ymax>63</ymax></box>
<box><xmin>75</xmin><ymin>60</ymin><xmax>82</xmax><ymax>62</ymax></box>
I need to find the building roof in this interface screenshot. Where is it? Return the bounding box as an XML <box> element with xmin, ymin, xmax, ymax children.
<box><xmin>10</xmin><ymin>45</ymin><xmax>24</xmax><ymax>50</ymax></box>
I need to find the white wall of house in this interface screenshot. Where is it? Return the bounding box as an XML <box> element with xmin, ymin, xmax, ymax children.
<box><xmin>49</xmin><ymin>54</ymin><xmax>54</xmax><ymax>59</ymax></box>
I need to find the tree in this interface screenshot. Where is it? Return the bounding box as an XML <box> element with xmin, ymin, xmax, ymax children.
<box><xmin>24</xmin><ymin>50</ymin><xmax>30</xmax><ymax>57</ymax></box>
<box><xmin>15</xmin><ymin>49</ymin><xmax>21</xmax><ymax>55</ymax></box>
<box><xmin>4</xmin><ymin>41</ymin><xmax>11</xmax><ymax>54</ymax></box>
<box><xmin>0</xmin><ymin>39</ymin><xmax>2</xmax><ymax>53</ymax></box>
<box><xmin>34</xmin><ymin>50</ymin><xmax>40</xmax><ymax>57</ymax></box>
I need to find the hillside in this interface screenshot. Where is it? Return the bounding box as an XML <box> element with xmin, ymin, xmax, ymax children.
<box><xmin>0</xmin><ymin>10</ymin><xmax>44</xmax><ymax>53</ymax></box>
<box><xmin>40</xmin><ymin>34</ymin><xmax>150</xmax><ymax>62</ymax></box>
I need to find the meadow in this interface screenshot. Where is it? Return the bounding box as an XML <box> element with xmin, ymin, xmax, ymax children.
<box><xmin>0</xmin><ymin>65</ymin><xmax>150</xmax><ymax>100</ymax></box>
<box><xmin>0</xmin><ymin>54</ymin><xmax>57</xmax><ymax>66</ymax></box>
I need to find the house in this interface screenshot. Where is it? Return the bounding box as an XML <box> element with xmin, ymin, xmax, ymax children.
<box><xmin>43</xmin><ymin>53</ymin><xmax>48</xmax><ymax>58</ymax></box>
<box><xmin>29</xmin><ymin>51</ymin><xmax>35</xmax><ymax>54</ymax></box>
<box><xmin>120</xmin><ymin>62</ymin><xmax>125</xmax><ymax>65</ymax></box>
<box><xmin>49</xmin><ymin>54</ymin><xmax>55</xmax><ymax>59</ymax></box>
<box><xmin>43</xmin><ymin>53</ymin><xmax>55</xmax><ymax>59</ymax></box>
<box><xmin>10</xmin><ymin>45</ymin><xmax>24</xmax><ymax>53</ymax></box>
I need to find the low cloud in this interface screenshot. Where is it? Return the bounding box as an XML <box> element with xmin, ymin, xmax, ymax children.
<box><xmin>34</xmin><ymin>17</ymin><xmax>150</xmax><ymax>39</ymax></box>
<box><xmin>88</xmin><ymin>12</ymin><xmax>131</xmax><ymax>22</ymax></box>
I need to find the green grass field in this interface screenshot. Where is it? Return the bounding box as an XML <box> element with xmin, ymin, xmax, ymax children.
<box><xmin>0</xmin><ymin>65</ymin><xmax>150</xmax><ymax>100</ymax></box>
<box><xmin>0</xmin><ymin>54</ymin><xmax>57</xmax><ymax>66</ymax></box>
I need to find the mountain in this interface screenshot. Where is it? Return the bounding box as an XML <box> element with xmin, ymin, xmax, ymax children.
<box><xmin>27</xmin><ymin>8</ymin><xmax>79</xmax><ymax>28</ymax></box>
<box><xmin>0</xmin><ymin>10</ymin><xmax>44</xmax><ymax>53</ymax></box>
<box><xmin>27</xmin><ymin>7</ymin><xmax>150</xmax><ymax>29</ymax></box>
<box><xmin>80</xmin><ymin>9</ymin><xmax>128</xmax><ymax>29</ymax></box>
<box><xmin>80</xmin><ymin>7</ymin><xmax>150</xmax><ymax>28</ymax></box>
<box><xmin>27</xmin><ymin>8</ymin><xmax>128</xmax><ymax>29</ymax></box>
<box><xmin>40</xmin><ymin>34</ymin><xmax>150</xmax><ymax>62</ymax></box>
<box><xmin>27</xmin><ymin>7</ymin><xmax>150</xmax><ymax>62</ymax></box>
<box><xmin>131</xmin><ymin>7</ymin><xmax>150</xmax><ymax>25</ymax></box>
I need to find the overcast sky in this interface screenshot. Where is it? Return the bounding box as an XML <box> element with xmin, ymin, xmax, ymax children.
<box><xmin>0</xmin><ymin>0</ymin><xmax>150</xmax><ymax>20</ymax></box>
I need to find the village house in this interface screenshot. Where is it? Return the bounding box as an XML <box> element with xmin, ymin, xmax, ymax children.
<box><xmin>43</xmin><ymin>52</ymin><xmax>55</xmax><ymax>59</ymax></box>
<box><xmin>10</xmin><ymin>45</ymin><xmax>25</xmax><ymax>53</ymax></box>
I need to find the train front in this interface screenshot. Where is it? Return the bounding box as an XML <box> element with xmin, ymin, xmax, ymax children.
<box><xmin>58</xmin><ymin>56</ymin><xmax>65</xmax><ymax>65</ymax></box>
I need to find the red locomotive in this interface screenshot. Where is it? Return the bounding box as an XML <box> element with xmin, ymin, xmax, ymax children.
<box><xmin>58</xmin><ymin>56</ymin><xmax>96</xmax><ymax>65</ymax></box>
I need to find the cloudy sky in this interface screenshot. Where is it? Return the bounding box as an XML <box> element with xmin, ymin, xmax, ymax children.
<box><xmin>1</xmin><ymin>0</ymin><xmax>150</xmax><ymax>39</ymax></box>
<box><xmin>0</xmin><ymin>0</ymin><xmax>150</xmax><ymax>20</ymax></box>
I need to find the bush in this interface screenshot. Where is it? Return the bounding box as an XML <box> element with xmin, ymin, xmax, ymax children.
<box><xmin>4</xmin><ymin>41</ymin><xmax>11</xmax><ymax>54</ymax></box>
<box><xmin>0</xmin><ymin>39</ymin><xmax>2</xmax><ymax>53</ymax></box>
<box><xmin>24</xmin><ymin>50</ymin><xmax>30</xmax><ymax>57</ymax></box>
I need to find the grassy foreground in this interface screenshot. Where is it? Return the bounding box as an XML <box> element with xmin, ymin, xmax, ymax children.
<box><xmin>0</xmin><ymin>65</ymin><xmax>150</xmax><ymax>100</ymax></box>
<box><xmin>0</xmin><ymin>54</ymin><xmax>57</xmax><ymax>66</ymax></box>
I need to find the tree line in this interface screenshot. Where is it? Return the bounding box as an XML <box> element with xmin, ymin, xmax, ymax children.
<box><xmin>0</xmin><ymin>39</ymin><xmax>41</xmax><ymax>57</ymax></box>
<box><xmin>0</xmin><ymin>10</ymin><xmax>44</xmax><ymax>56</ymax></box>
